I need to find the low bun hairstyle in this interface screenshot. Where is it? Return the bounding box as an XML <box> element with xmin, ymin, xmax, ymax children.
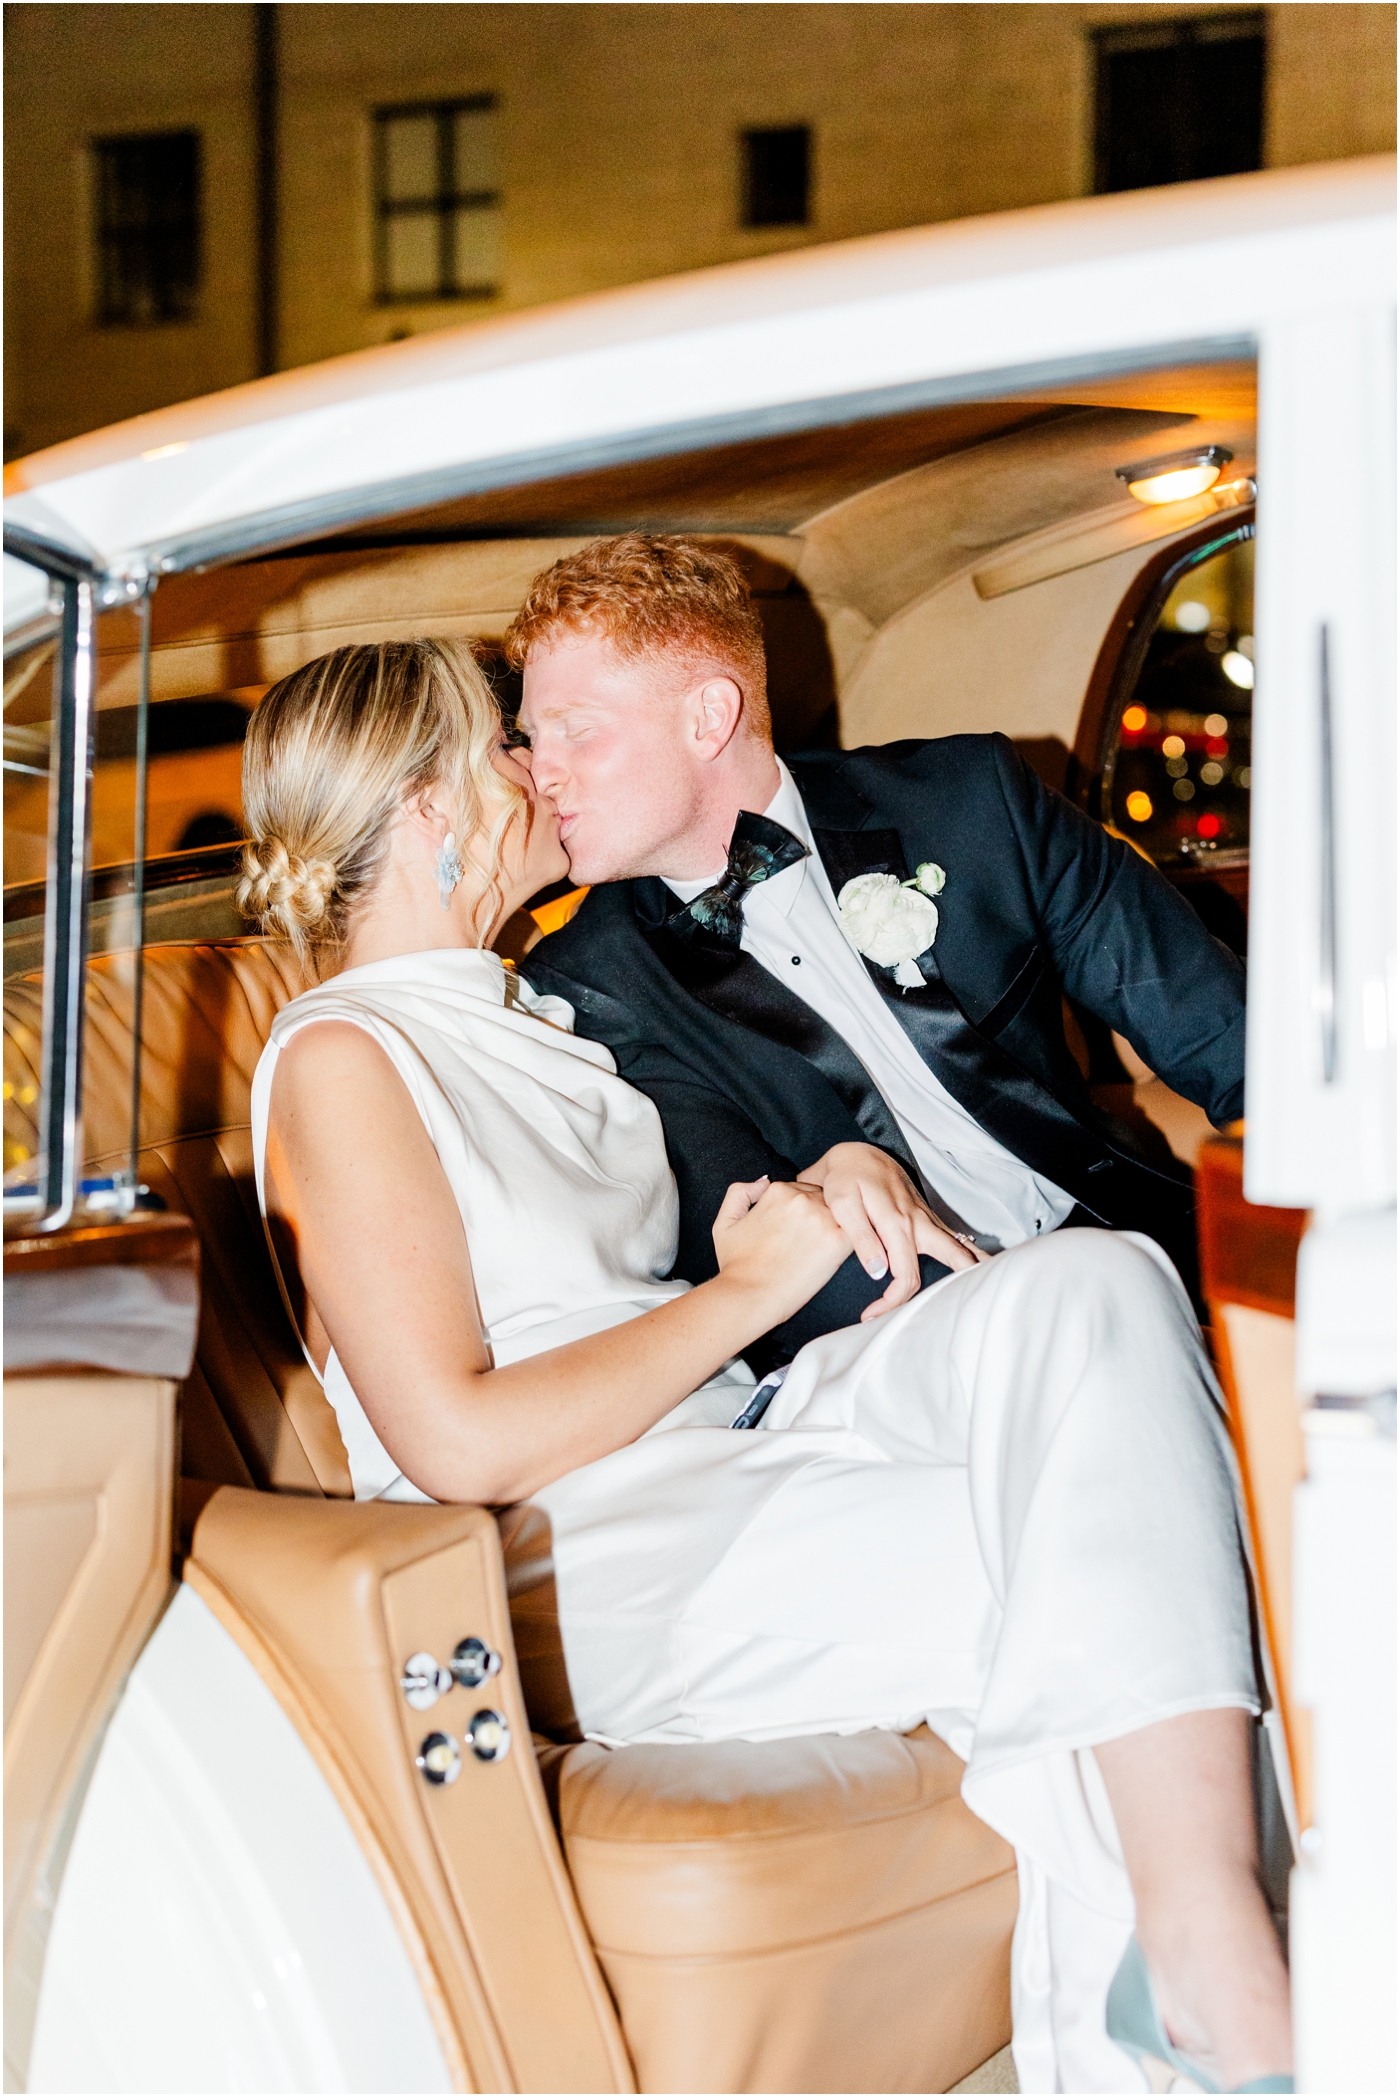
<box><xmin>237</xmin><ymin>837</ymin><xmax>337</xmax><ymax>945</ymax></box>
<box><xmin>238</xmin><ymin>638</ymin><xmax>523</xmax><ymax>961</ymax></box>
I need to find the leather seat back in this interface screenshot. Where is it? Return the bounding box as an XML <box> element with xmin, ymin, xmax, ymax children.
<box><xmin>4</xmin><ymin>939</ymin><xmax>348</xmax><ymax>1496</ymax></box>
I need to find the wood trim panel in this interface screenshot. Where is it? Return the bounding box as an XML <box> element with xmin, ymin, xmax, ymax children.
<box><xmin>3</xmin><ymin>1210</ymin><xmax>197</xmax><ymax>1275</ymax></box>
<box><xmin>1197</xmin><ymin>1134</ymin><xmax>1307</xmax><ymax>1318</ymax></box>
<box><xmin>1196</xmin><ymin>1134</ymin><xmax>1312</xmax><ymax>1825</ymax></box>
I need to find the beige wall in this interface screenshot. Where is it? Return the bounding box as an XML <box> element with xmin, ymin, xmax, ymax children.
<box><xmin>5</xmin><ymin>2</ymin><xmax>1394</xmax><ymax>455</ymax></box>
<box><xmin>1266</xmin><ymin>3</ymin><xmax>1400</xmax><ymax>165</ymax></box>
<box><xmin>3</xmin><ymin>3</ymin><xmax>261</xmax><ymax>453</ymax></box>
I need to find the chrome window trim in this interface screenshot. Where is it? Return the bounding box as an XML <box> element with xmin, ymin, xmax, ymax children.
<box><xmin>3</xmin><ymin>606</ymin><xmax>63</xmax><ymax>662</ymax></box>
<box><xmin>33</xmin><ymin>579</ymin><xmax>97</xmax><ymax>1230</ymax></box>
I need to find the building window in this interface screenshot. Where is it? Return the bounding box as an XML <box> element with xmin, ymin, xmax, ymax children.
<box><xmin>374</xmin><ymin>99</ymin><xmax>502</xmax><ymax>302</ymax></box>
<box><xmin>1092</xmin><ymin>12</ymin><xmax>1266</xmax><ymax>195</ymax></box>
<box><xmin>92</xmin><ymin>131</ymin><xmax>202</xmax><ymax>326</ymax></box>
<box><xmin>741</xmin><ymin>126</ymin><xmax>811</xmax><ymax>229</ymax></box>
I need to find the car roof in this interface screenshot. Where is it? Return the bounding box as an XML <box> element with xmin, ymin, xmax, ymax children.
<box><xmin>3</xmin><ymin>156</ymin><xmax>1392</xmax><ymax>627</ymax></box>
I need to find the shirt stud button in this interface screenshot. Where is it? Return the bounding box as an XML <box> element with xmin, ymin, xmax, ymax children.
<box><xmin>791</xmin><ymin>955</ymin><xmax>801</xmax><ymax>965</ymax></box>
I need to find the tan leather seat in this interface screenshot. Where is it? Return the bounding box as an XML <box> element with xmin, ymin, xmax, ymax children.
<box><xmin>3</xmin><ymin>938</ymin><xmax>1016</xmax><ymax>2091</ymax></box>
<box><xmin>543</xmin><ymin>1728</ymin><xmax>1014</xmax><ymax>2093</ymax></box>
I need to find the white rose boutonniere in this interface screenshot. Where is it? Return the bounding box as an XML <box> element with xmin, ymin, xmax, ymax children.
<box><xmin>837</xmin><ymin>863</ymin><xmax>946</xmax><ymax>988</ymax></box>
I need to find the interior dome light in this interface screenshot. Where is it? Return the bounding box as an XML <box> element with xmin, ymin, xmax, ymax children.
<box><xmin>1115</xmin><ymin>445</ymin><xmax>1233</xmax><ymax>506</ymax></box>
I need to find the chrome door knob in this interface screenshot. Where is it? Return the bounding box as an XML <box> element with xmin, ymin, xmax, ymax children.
<box><xmin>450</xmin><ymin>1636</ymin><xmax>502</xmax><ymax>1690</ymax></box>
<box><xmin>466</xmin><ymin>1709</ymin><xmax>511</xmax><ymax>1763</ymax></box>
<box><xmin>400</xmin><ymin>1651</ymin><xmax>454</xmax><ymax>1710</ymax></box>
<box><xmin>415</xmin><ymin>1731</ymin><xmax>462</xmax><ymax>1786</ymax></box>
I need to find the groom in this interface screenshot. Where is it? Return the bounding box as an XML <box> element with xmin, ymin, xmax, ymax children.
<box><xmin>513</xmin><ymin>534</ymin><xmax>1245</xmax><ymax>1370</ymax></box>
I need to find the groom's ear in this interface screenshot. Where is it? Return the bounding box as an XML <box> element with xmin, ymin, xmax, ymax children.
<box><xmin>690</xmin><ymin>675</ymin><xmax>745</xmax><ymax>762</ymax></box>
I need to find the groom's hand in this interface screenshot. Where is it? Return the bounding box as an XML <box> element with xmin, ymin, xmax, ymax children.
<box><xmin>796</xmin><ymin>1143</ymin><xmax>984</xmax><ymax>1320</ymax></box>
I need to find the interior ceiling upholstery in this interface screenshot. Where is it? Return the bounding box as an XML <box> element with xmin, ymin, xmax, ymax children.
<box><xmin>796</xmin><ymin>404</ymin><xmax>1254</xmax><ymax>628</ymax></box>
<box><xmin>313</xmin><ymin>401</ymin><xmax>1073</xmax><ymax>542</ymax></box>
<box><xmin>1015</xmin><ymin>361</ymin><xmax>1257</xmax><ymax>422</ymax></box>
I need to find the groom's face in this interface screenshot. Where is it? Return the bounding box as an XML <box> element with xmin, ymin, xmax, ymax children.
<box><xmin>519</xmin><ymin>631</ymin><xmax>722</xmax><ymax>885</ymax></box>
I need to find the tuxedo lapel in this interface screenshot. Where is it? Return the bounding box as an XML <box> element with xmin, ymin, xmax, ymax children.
<box><xmin>633</xmin><ymin>768</ymin><xmax>1186</xmax><ymax>1218</ymax></box>
<box><xmin>806</xmin><ymin>801</ymin><xmax>1140</xmax><ymax>1210</ymax></box>
<box><xmin>808</xmin><ymin>820</ymin><xmax>1048</xmax><ymax>1141</ymax></box>
<box><xmin>632</xmin><ymin>880</ymin><xmax>920</xmax><ymax>1178</ymax></box>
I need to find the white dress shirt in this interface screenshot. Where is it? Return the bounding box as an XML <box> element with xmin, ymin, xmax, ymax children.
<box><xmin>664</xmin><ymin>761</ymin><xmax>1076</xmax><ymax>1251</ymax></box>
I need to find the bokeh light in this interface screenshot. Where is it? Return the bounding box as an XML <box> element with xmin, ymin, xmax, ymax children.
<box><xmin>1222</xmin><ymin>651</ymin><xmax>1254</xmax><ymax>689</ymax></box>
<box><xmin>1121</xmin><ymin>705</ymin><xmax>1148</xmax><ymax>733</ymax></box>
<box><xmin>1203</xmin><ymin>713</ymin><xmax>1228</xmax><ymax>737</ymax></box>
<box><xmin>1125</xmin><ymin>791</ymin><xmax>1153</xmax><ymax>823</ymax></box>
<box><xmin>1161</xmin><ymin>734</ymin><xmax>1186</xmax><ymax>759</ymax></box>
<box><xmin>1196</xmin><ymin>813</ymin><xmax>1222</xmax><ymax>839</ymax></box>
<box><xmin>1174</xmin><ymin>601</ymin><xmax>1211</xmax><ymax>632</ymax></box>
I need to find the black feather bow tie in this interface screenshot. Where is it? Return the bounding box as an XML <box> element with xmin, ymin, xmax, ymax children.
<box><xmin>664</xmin><ymin>811</ymin><xmax>808</xmax><ymax>955</ymax></box>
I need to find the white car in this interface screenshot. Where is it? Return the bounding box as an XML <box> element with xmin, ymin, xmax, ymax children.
<box><xmin>3</xmin><ymin>155</ymin><xmax>1393</xmax><ymax>2095</ymax></box>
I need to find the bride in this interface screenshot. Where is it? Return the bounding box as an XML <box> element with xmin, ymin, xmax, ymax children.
<box><xmin>241</xmin><ymin>637</ymin><xmax>1291</xmax><ymax>2096</ymax></box>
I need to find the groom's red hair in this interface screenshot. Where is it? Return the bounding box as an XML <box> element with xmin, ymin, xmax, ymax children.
<box><xmin>504</xmin><ymin>533</ymin><xmax>771</xmax><ymax>741</ymax></box>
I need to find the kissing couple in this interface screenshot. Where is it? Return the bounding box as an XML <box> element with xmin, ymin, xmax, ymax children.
<box><xmin>243</xmin><ymin>535</ymin><xmax>1290</xmax><ymax>2093</ymax></box>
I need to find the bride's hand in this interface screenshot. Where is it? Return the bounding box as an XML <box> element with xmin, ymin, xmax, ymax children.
<box><xmin>711</xmin><ymin>1176</ymin><xmax>854</xmax><ymax>1323</ymax></box>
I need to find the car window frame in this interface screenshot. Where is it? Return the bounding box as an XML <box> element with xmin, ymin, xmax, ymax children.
<box><xmin>1070</xmin><ymin>501</ymin><xmax>1256</xmax><ymax>830</ymax></box>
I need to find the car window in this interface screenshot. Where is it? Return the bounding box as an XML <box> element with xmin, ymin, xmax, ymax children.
<box><xmin>1104</xmin><ymin>535</ymin><xmax>1254</xmax><ymax>866</ymax></box>
<box><xmin>94</xmin><ymin>695</ymin><xmax>252</xmax><ymax>760</ymax></box>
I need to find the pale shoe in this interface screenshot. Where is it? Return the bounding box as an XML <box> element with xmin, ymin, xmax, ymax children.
<box><xmin>1105</xmin><ymin>1934</ymin><xmax>1294</xmax><ymax>2095</ymax></box>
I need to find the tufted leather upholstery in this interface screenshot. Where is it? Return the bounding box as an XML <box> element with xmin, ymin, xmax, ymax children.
<box><xmin>3</xmin><ymin>938</ymin><xmax>1016</xmax><ymax>2090</ymax></box>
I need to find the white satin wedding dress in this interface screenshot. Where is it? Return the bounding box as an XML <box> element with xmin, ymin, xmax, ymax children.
<box><xmin>250</xmin><ymin>947</ymin><xmax>1258</xmax><ymax>2094</ymax></box>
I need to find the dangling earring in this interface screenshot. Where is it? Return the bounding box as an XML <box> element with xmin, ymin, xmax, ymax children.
<box><xmin>434</xmin><ymin>831</ymin><xmax>464</xmax><ymax>912</ymax></box>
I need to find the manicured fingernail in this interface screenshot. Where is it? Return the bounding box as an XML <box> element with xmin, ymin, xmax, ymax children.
<box><xmin>866</xmin><ymin>1258</ymin><xmax>888</xmax><ymax>1279</ymax></box>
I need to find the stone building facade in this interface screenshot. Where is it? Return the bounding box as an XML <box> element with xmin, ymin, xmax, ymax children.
<box><xmin>4</xmin><ymin>1</ymin><xmax>1395</xmax><ymax>456</ymax></box>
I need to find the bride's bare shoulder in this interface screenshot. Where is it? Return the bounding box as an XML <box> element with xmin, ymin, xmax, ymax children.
<box><xmin>270</xmin><ymin>1018</ymin><xmax>417</xmax><ymax>1134</ymax></box>
<box><xmin>275</xmin><ymin>1015</ymin><xmax>390</xmax><ymax>1074</ymax></box>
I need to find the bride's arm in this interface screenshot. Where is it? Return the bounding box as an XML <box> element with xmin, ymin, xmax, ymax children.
<box><xmin>264</xmin><ymin>1022</ymin><xmax>852</xmax><ymax>1504</ymax></box>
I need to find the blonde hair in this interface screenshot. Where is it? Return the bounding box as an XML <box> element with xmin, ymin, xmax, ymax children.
<box><xmin>503</xmin><ymin>533</ymin><xmax>771</xmax><ymax>740</ymax></box>
<box><xmin>238</xmin><ymin>638</ymin><xmax>523</xmax><ymax>960</ymax></box>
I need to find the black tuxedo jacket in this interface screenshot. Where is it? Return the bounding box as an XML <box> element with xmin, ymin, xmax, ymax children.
<box><xmin>525</xmin><ymin>734</ymin><xmax>1245</xmax><ymax>1368</ymax></box>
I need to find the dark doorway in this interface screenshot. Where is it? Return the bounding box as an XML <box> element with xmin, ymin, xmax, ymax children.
<box><xmin>1092</xmin><ymin>13</ymin><xmax>1266</xmax><ymax>195</ymax></box>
